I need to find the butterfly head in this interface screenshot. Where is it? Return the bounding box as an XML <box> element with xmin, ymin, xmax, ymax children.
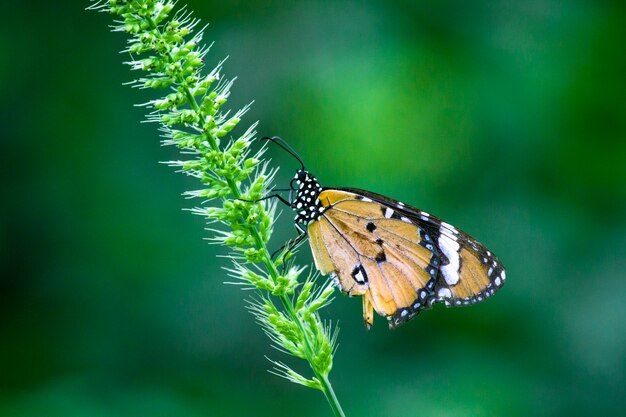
<box><xmin>259</xmin><ymin>136</ymin><xmax>325</xmax><ymax>224</ymax></box>
<box><xmin>291</xmin><ymin>169</ymin><xmax>324</xmax><ymax>224</ymax></box>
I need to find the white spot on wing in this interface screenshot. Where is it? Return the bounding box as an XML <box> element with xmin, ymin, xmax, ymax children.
<box><xmin>442</xmin><ymin>221</ymin><xmax>458</xmax><ymax>235</ymax></box>
<box><xmin>438</xmin><ymin>288</ymin><xmax>452</xmax><ymax>299</ymax></box>
<box><xmin>354</xmin><ymin>270</ymin><xmax>365</xmax><ymax>284</ymax></box>
<box><xmin>384</xmin><ymin>208</ymin><xmax>394</xmax><ymax>218</ymax></box>
<box><xmin>361</xmin><ymin>197</ymin><xmax>372</xmax><ymax>202</ymax></box>
<box><xmin>400</xmin><ymin>216</ymin><xmax>411</xmax><ymax>223</ymax></box>
<box><xmin>439</xmin><ymin>235</ymin><xmax>460</xmax><ymax>285</ymax></box>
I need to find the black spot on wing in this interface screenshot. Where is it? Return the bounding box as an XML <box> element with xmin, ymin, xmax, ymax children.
<box><xmin>366</xmin><ymin>222</ymin><xmax>376</xmax><ymax>232</ymax></box>
<box><xmin>351</xmin><ymin>263</ymin><xmax>368</xmax><ymax>284</ymax></box>
<box><xmin>375</xmin><ymin>251</ymin><xmax>386</xmax><ymax>263</ymax></box>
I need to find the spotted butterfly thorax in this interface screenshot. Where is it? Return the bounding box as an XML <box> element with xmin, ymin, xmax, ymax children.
<box><xmin>266</xmin><ymin>136</ymin><xmax>506</xmax><ymax>329</ymax></box>
<box><xmin>291</xmin><ymin>170</ymin><xmax>325</xmax><ymax>224</ymax></box>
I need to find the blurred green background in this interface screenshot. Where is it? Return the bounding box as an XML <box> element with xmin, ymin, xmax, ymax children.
<box><xmin>2</xmin><ymin>1</ymin><xmax>625</xmax><ymax>416</ymax></box>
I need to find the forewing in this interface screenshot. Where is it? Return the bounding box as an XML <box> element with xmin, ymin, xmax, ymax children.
<box><xmin>333</xmin><ymin>187</ymin><xmax>507</xmax><ymax>308</ymax></box>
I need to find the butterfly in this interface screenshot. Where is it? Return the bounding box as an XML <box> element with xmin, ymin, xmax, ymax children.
<box><xmin>263</xmin><ymin>136</ymin><xmax>506</xmax><ymax>329</ymax></box>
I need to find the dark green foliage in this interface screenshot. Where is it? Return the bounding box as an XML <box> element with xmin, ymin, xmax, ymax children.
<box><xmin>1</xmin><ymin>1</ymin><xmax>624</xmax><ymax>416</ymax></box>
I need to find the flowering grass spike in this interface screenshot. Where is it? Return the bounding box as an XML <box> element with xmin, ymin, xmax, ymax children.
<box><xmin>88</xmin><ymin>1</ymin><xmax>345</xmax><ymax>416</ymax></box>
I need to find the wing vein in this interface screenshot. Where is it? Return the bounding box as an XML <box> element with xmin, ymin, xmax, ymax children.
<box><xmin>321</xmin><ymin>213</ymin><xmax>364</xmax><ymax>259</ymax></box>
<box><xmin>329</xmin><ymin>206</ymin><xmax>426</xmax><ymax>250</ymax></box>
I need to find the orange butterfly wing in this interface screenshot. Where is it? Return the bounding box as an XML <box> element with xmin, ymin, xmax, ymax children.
<box><xmin>307</xmin><ymin>188</ymin><xmax>505</xmax><ymax>328</ymax></box>
<box><xmin>308</xmin><ymin>190</ymin><xmax>439</xmax><ymax>328</ymax></box>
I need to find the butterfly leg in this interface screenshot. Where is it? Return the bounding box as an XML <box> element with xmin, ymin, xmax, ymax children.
<box><xmin>362</xmin><ymin>294</ymin><xmax>374</xmax><ymax>330</ymax></box>
<box><xmin>269</xmin><ymin>224</ymin><xmax>307</xmax><ymax>274</ymax></box>
<box><xmin>283</xmin><ymin>226</ymin><xmax>307</xmax><ymax>257</ymax></box>
<box><xmin>268</xmin><ymin>224</ymin><xmax>306</xmax><ymax>259</ymax></box>
<box><xmin>237</xmin><ymin>193</ymin><xmax>291</xmax><ymax>207</ymax></box>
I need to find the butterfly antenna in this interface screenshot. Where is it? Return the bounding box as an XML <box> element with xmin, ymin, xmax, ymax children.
<box><xmin>261</xmin><ymin>136</ymin><xmax>306</xmax><ymax>170</ymax></box>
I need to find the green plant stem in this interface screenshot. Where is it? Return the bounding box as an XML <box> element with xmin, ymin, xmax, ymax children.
<box><xmin>320</xmin><ymin>375</ymin><xmax>345</xmax><ymax>417</ymax></box>
<box><xmin>145</xmin><ymin>16</ymin><xmax>346</xmax><ymax>417</ymax></box>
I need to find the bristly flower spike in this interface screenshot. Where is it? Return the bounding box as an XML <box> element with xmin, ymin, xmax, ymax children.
<box><xmin>88</xmin><ymin>1</ymin><xmax>345</xmax><ymax>416</ymax></box>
